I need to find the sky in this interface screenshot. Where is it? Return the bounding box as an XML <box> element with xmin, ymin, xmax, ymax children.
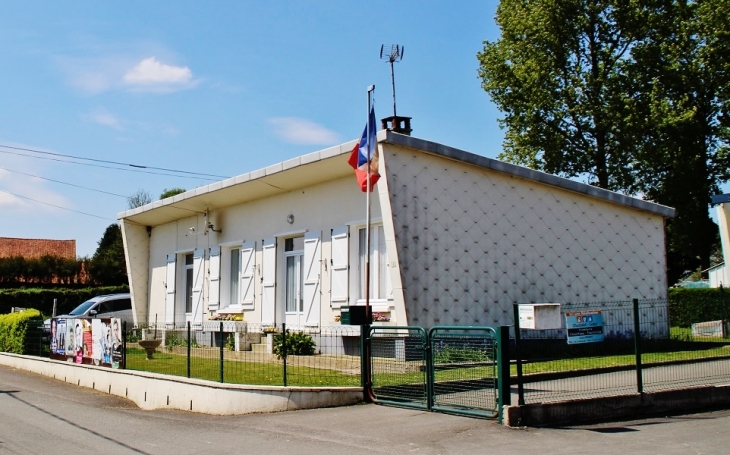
<box><xmin>0</xmin><ymin>1</ymin><xmax>505</xmax><ymax>257</ymax></box>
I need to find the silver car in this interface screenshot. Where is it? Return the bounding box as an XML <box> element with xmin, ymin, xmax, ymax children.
<box><xmin>44</xmin><ymin>293</ymin><xmax>134</xmax><ymax>332</ymax></box>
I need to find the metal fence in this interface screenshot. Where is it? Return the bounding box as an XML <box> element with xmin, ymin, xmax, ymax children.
<box><xmin>124</xmin><ymin>322</ymin><xmax>362</xmax><ymax>387</ymax></box>
<box><xmin>368</xmin><ymin>326</ymin><xmax>500</xmax><ymax>418</ymax></box>
<box><xmin>511</xmin><ymin>299</ymin><xmax>730</xmax><ymax>405</ymax></box>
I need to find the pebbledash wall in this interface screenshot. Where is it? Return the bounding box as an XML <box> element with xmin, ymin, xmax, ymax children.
<box><xmin>119</xmin><ymin>130</ymin><xmax>674</xmax><ymax>337</ymax></box>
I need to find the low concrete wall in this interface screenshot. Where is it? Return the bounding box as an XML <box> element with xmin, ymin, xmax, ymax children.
<box><xmin>0</xmin><ymin>353</ymin><xmax>363</xmax><ymax>415</ymax></box>
<box><xmin>504</xmin><ymin>385</ymin><xmax>730</xmax><ymax>427</ymax></box>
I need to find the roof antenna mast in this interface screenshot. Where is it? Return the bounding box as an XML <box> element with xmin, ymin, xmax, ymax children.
<box><xmin>380</xmin><ymin>44</ymin><xmax>404</xmax><ymax>119</ymax></box>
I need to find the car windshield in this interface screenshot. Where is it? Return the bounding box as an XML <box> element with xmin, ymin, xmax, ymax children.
<box><xmin>68</xmin><ymin>299</ymin><xmax>98</xmax><ymax>316</ymax></box>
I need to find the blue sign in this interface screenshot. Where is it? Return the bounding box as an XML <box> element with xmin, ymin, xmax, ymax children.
<box><xmin>565</xmin><ymin>310</ymin><xmax>604</xmax><ymax>344</ymax></box>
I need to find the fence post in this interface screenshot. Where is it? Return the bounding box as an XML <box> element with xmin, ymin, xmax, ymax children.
<box><xmin>219</xmin><ymin>321</ymin><xmax>224</xmax><ymax>383</ymax></box>
<box><xmin>512</xmin><ymin>304</ymin><xmax>525</xmax><ymax>406</ymax></box>
<box><xmin>122</xmin><ymin>321</ymin><xmax>127</xmax><ymax>369</ymax></box>
<box><xmin>426</xmin><ymin>328</ymin><xmax>434</xmax><ymax>411</ymax></box>
<box><xmin>187</xmin><ymin>321</ymin><xmax>191</xmax><ymax>379</ymax></box>
<box><xmin>282</xmin><ymin>323</ymin><xmax>287</xmax><ymax>387</ymax></box>
<box><xmin>632</xmin><ymin>298</ymin><xmax>644</xmax><ymax>398</ymax></box>
<box><xmin>497</xmin><ymin>325</ymin><xmax>511</xmax><ymax>424</ymax></box>
<box><xmin>361</xmin><ymin>324</ymin><xmax>372</xmax><ymax>402</ymax></box>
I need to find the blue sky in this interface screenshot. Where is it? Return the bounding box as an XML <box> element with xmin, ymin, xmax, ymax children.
<box><xmin>0</xmin><ymin>1</ymin><xmax>503</xmax><ymax>257</ymax></box>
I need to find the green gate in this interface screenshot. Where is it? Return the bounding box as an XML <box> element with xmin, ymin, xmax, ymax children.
<box><xmin>429</xmin><ymin>326</ymin><xmax>498</xmax><ymax>418</ymax></box>
<box><xmin>368</xmin><ymin>325</ymin><xmax>504</xmax><ymax>419</ymax></box>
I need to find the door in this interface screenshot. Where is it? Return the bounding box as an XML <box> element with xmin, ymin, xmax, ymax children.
<box><xmin>284</xmin><ymin>237</ymin><xmax>304</xmax><ymax>327</ymax></box>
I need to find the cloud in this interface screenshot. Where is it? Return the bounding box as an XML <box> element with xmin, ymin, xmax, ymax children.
<box><xmin>85</xmin><ymin>109</ymin><xmax>122</xmax><ymax>130</ymax></box>
<box><xmin>123</xmin><ymin>57</ymin><xmax>192</xmax><ymax>86</ymax></box>
<box><xmin>0</xmin><ymin>159</ymin><xmax>70</xmax><ymax>213</ymax></box>
<box><xmin>268</xmin><ymin>117</ymin><xmax>340</xmax><ymax>145</ymax></box>
<box><xmin>58</xmin><ymin>54</ymin><xmax>197</xmax><ymax>94</ymax></box>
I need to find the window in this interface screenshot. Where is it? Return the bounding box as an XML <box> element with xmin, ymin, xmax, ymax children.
<box><xmin>358</xmin><ymin>225</ymin><xmax>391</xmax><ymax>301</ymax></box>
<box><xmin>285</xmin><ymin>237</ymin><xmax>304</xmax><ymax>313</ymax></box>
<box><xmin>184</xmin><ymin>253</ymin><xmax>194</xmax><ymax>313</ymax></box>
<box><xmin>228</xmin><ymin>248</ymin><xmax>240</xmax><ymax>306</ymax></box>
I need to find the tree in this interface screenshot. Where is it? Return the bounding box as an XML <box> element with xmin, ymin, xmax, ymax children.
<box><xmin>88</xmin><ymin>224</ymin><xmax>128</xmax><ymax>286</ymax></box>
<box><xmin>477</xmin><ymin>0</ymin><xmax>729</xmax><ymax>284</ymax></box>
<box><xmin>159</xmin><ymin>188</ymin><xmax>186</xmax><ymax>200</ymax></box>
<box><xmin>127</xmin><ymin>189</ymin><xmax>152</xmax><ymax>209</ymax></box>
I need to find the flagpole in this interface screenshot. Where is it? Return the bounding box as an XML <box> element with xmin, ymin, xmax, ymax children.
<box><xmin>365</xmin><ymin>85</ymin><xmax>374</xmax><ymax>325</ymax></box>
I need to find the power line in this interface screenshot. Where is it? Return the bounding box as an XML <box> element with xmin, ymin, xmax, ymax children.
<box><xmin>0</xmin><ymin>148</ymin><xmax>218</xmax><ymax>181</ymax></box>
<box><xmin>0</xmin><ymin>188</ymin><xmax>115</xmax><ymax>221</ymax></box>
<box><xmin>0</xmin><ymin>166</ymin><xmax>128</xmax><ymax>198</ymax></box>
<box><xmin>0</xmin><ymin>143</ymin><xmax>230</xmax><ymax>180</ymax></box>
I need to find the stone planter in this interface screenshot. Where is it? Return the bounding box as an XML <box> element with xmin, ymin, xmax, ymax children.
<box><xmin>138</xmin><ymin>339</ymin><xmax>162</xmax><ymax>360</ymax></box>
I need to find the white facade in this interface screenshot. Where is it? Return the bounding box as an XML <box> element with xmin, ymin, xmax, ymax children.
<box><xmin>119</xmin><ymin>131</ymin><xmax>674</xmax><ymax>329</ymax></box>
<box><xmin>709</xmin><ymin>202</ymin><xmax>730</xmax><ymax>288</ymax></box>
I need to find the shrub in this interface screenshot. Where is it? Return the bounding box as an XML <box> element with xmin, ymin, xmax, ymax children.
<box><xmin>668</xmin><ymin>288</ymin><xmax>730</xmax><ymax>327</ymax></box>
<box><xmin>272</xmin><ymin>330</ymin><xmax>316</xmax><ymax>358</ymax></box>
<box><xmin>0</xmin><ymin>309</ymin><xmax>43</xmax><ymax>354</ymax></box>
<box><xmin>0</xmin><ymin>285</ymin><xmax>129</xmax><ymax>316</ymax></box>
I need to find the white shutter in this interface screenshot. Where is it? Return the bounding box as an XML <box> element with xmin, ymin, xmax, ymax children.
<box><xmin>208</xmin><ymin>247</ymin><xmax>221</xmax><ymax>311</ymax></box>
<box><xmin>330</xmin><ymin>227</ymin><xmax>349</xmax><ymax>308</ymax></box>
<box><xmin>261</xmin><ymin>238</ymin><xmax>276</xmax><ymax>324</ymax></box>
<box><xmin>303</xmin><ymin>231</ymin><xmax>321</xmax><ymax>326</ymax></box>
<box><xmin>165</xmin><ymin>254</ymin><xmax>176</xmax><ymax>326</ymax></box>
<box><xmin>192</xmin><ymin>249</ymin><xmax>204</xmax><ymax>326</ymax></box>
<box><xmin>240</xmin><ymin>241</ymin><xmax>256</xmax><ymax>308</ymax></box>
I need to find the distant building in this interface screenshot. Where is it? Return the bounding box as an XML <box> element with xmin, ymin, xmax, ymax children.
<box><xmin>709</xmin><ymin>196</ymin><xmax>730</xmax><ymax>288</ymax></box>
<box><xmin>0</xmin><ymin>237</ymin><xmax>76</xmax><ymax>259</ymax></box>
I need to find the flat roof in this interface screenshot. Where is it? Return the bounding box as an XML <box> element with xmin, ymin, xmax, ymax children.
<box><xmin>118</xmin><ymin>130</ymin><xmax>675</xmax><ymax>226</ymax></box>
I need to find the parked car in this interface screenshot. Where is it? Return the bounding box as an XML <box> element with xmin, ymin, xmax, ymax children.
<box><xmin>43</xmin><ymin>293</ymin><xmax>134</xmax><ymax>336</ymax></box>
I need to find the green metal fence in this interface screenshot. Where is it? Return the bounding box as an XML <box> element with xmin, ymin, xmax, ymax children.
<box><xmin>124</xmin><ymin>321</ymin><xmax>362</xmax><ymax>387</ymax></box>
<box><xmin>511</xmin><ymin>299</ymin><xmax>730</xmax><ymax>405</ymax></box>
<box><xmin>368</xmin><ymin>325</ymin><xmax>501</xmax><ymax>419</ymax></box>
<box><xmin>369</xmin><ymin>326</ymin><xmax>429</xmax><ymax>409</ymax></box>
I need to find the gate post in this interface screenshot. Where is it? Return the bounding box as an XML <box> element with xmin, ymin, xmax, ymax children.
<box><xmin>512</xmin><ymin>304</ymin><xmax>525</xmax><ymax>406</ymax></box>
<box><xmin>497</xmin><ymin>325</ymin><xmax>511</xmax><ymax>424</ymax></box>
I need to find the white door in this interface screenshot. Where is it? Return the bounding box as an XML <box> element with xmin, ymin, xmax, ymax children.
<box><xmin>284</xmin><ymin>237</ymin><xmax>304</xmax><ymax>327</ymax></box>
<box><xmin>261</xmin><ymin>238</ymin><xmax>276</xmax><ymax>324</ymax></box>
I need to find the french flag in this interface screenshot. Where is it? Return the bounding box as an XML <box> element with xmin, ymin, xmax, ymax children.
<box><xmin>347</xmin><ymin>106</ymin><xmax>379</xmax><ymax>192</ymax></box>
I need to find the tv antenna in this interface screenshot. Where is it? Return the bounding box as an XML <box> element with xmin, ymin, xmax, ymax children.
<box><xmin>380</xmin><ymin>44</ymin><xmax>404</xmax><ymax>119</ymax></box>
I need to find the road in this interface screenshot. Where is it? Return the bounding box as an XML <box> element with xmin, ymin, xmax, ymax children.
<box><xmin>1</xmin><ymin>364</ymin><xmax>729</xmax><ymax>455</ymax></box>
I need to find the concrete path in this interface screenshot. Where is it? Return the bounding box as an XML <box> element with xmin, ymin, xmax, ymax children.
<box><xmin>2</xmin><ymin>364</ymin><xmax>730</xmax><ymax>455</ymax></box>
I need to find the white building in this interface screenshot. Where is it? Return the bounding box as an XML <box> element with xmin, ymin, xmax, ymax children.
<box><xmin>709</xmin><ymin>199</ymin><xmax>730</xmax><ymax>287</ymax></box>
<box><xmin>118</xmin><ymin>130</ymin><xmax>675</xmax><ymax>331</ymax></box>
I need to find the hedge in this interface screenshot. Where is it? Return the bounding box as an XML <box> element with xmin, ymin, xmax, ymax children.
<box><xmin>668</xmin><ymin>287</ymin><xmax>730</xmax><ymax>327</ymax></box>
<box><xmin>0</xmin><ymin>285</ymin><xmax>129</xmax><ymax>317</ymax></box>
<box><xmin>0</xmin><ymin>308</ymin><xmax>43</xmax><ymax>354</ymax></box>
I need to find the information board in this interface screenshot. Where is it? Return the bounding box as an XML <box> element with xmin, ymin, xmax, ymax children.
<box><xmin>565</xmin><ymin>310</ymin><xmax>604</xmax><ymax>344</ymax></box>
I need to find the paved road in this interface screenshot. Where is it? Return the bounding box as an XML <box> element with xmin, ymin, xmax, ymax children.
<box><xmin>1</xmin><ymin>364</ymin><xmax>729</xmax><ymax>455</ymax></box>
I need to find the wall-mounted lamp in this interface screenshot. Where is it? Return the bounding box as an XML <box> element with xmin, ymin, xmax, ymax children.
<box><xmin>287</xmin><ymin>214</ymin><xmax>295</xmax><ymax>224</ymax></box>
<box><xmin>205</xmin><ymin>222</ymin><xmax>222</xmax><ymax>234</ymax></box>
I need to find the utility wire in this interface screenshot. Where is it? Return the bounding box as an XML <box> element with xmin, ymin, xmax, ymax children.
<box><xmin>0</xmin><ymin>188</ymin><xmax>115</xmax><ymax>221</ymax></box>
<box><xmin>0</xmin><ymin>143</ymin><xmax>230</xmax><ymax>179</ymax></box>
<box><xmin>0</xmin><ymin>148</ymin><xmax>218</xmax><ymax>181</ymax></box>
<box><xmin>0</xmin><ymin>166</ymin><xmax>128</xmax><ymax>198</ymax></box>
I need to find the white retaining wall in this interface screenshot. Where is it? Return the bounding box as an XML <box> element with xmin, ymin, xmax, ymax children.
<box><xmin>0</xmin><ymin>353</ymin><xmax>362</xmax><ymax>415</ymax></box>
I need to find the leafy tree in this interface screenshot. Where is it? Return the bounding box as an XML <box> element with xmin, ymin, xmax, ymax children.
<box><xmin>127</xmin><ymin>189</ymin><xmax>152</xmax><ymax>209</ymax></box>
<box><xmin>88</xmin><ymin>224</ymin><xmax>128</xmax><ymax>286</ymax></box>
<box><xmin>477</xmin><ymin>0</ymin><xmax>729</xmax><ymax>284</ymax></box>
<box><xmin>159</xmin><ymin>188</ymin><xmax>186</xmax><ymax>200</ymax></box>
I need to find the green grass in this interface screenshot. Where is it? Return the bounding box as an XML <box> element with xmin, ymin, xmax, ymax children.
<box><xmin>126</xmin><ymin>348</ymin><xmax>361</xmax><ymax>387</ymax></box>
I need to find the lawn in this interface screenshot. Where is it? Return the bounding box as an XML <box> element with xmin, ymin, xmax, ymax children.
<box><xmin>125</xmin><ymin>348</ymin><xmax>361</xmax><ymax>387</ymax></box>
